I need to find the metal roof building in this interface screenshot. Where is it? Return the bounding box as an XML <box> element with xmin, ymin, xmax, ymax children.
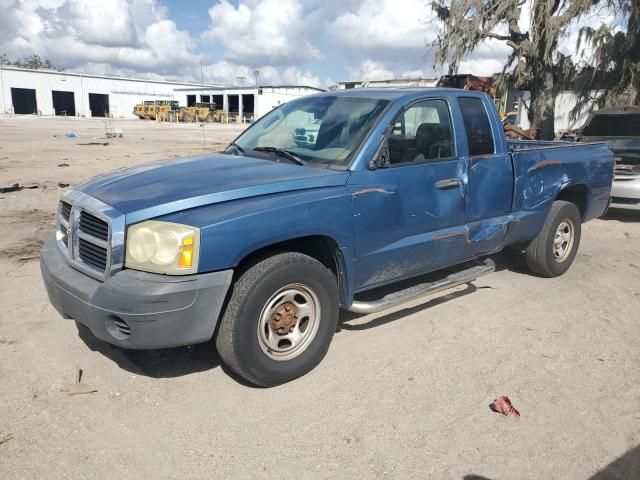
<box><xmin>0</xmin><ymin>66</ymin><xmax>323</xmax><ymax>121</ymax></box>
<box><xmin>337</xmin><ymin>77</ymin><xmax>439</xmax><ymax>90</ymax></box>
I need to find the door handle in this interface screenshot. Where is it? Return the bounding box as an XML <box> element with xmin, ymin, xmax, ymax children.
<box><xmin>435</xmin><ymin>177</ymin><xmax>462</xmax><ymax>190</ymax></box>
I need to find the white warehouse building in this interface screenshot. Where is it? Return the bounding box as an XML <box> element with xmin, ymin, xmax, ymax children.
<box><xmin>0</xmin><ymin>66</ymin><xmax>323</xmax><ymax>121</ymax></box>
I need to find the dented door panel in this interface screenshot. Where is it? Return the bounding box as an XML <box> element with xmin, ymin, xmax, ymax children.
<box><xmin>348</xmin><ymin>160</ymin><xmax>470</xmax><ymax>291</ymax></box>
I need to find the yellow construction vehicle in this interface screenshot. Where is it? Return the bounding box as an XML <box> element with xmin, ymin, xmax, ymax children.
<box><xmin>133</xmin><ymin>100</ymin><xmax>153</xmax><ymax>119</ymax></box>
<box><xmin>145</xmin><ymin>100</ymin><xmax>179</xmax><ymax>120</ymax></box>
<box><xmin>179</xmin><ymin>102</ymin><xmax>222</xmax><ymax>122</ymax></box>
<box><xmin>156</xmin><ymin>100</ymin><xmax>180</xmax><ymax>121</ymax></box>
<box><xmin>144</xmin><ymin>101</ymin><xmax>158</xmax><ymax>119</ymax></box>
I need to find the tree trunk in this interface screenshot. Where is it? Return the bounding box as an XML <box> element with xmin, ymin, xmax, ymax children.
<box><xmin>528</xmin><ymin>69</ymin><xmax>556</xmax><ymax>140</ymax></box>
<box><xmin>630</xmin><ymin>1</ymin><xmax>640</xmax><ymax>105</ymax></box>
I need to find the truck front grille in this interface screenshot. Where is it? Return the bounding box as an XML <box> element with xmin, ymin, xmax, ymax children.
<box><xmin>60</xmin><ymin>201</ymin><xmax>72</xmax><ymax>221</ymax></box>
<box><xmin>79</xmin><ymin>211</ymin><xmax>109</xmax><ymax>241</ymax></box>
<box><xmin>78</xmin><ymin>238</ymin><xmax>108</xmax><ymax>270</ymax></box>
<box><xmin>58</xmin><ymin>200</ymin><xmax>111</xmax><ymax>280</ymax></box>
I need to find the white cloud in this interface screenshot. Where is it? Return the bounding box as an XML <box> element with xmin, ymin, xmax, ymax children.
<box><xmin>201</xmin><ymin>61</ymin><xmax>320</xmax><ymax>88</ymax></box>
<box><xmin>401</xmin><ymin>69</ymin><xmax>426</xmax><ymax>78</ymax></box>
<box><xmin>0</xmin><ymin>0</ymin><xmax>198</xmax><ymax>76</ymax></box>
<box><xmin>202</xmin><ymin>0</ymin><xmax>323</xmax><ymax>67</ymax></box>
<box><xmin>67</xmin><ymin>0</ymin><xmax>136</xmax><ymax>47</ymax></box>
<box><xmin>351</xmin><ymin>60</ymin><xmax>394</xmax><ymax>81</ymax></box>
<box><xmin>328</xmin><ymin>0</ymin><xmax>434</xmax><ymax>64</ymax></box>
<box><xmin>281</xmin><ymin>66</ymin><xmax>320</xmax><ymax>87</ymax></box>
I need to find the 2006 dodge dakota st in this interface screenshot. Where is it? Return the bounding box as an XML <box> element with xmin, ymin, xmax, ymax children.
<box><xmin>41</xmin><ymin>89</ymin><xmax>614</xmax><ymax>386</ymax></box>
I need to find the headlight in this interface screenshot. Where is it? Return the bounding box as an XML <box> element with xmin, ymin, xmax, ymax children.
<box><xmin>125</xmin><ymin>221</ymin><xmax>200</xmax><ymax>275</ymax></box>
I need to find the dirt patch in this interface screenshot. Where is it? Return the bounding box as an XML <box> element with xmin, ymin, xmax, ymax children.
<box><xmin>0</xmin><ymin>237</ymin><xmax>46</xmax><ymax>262</ymax></box>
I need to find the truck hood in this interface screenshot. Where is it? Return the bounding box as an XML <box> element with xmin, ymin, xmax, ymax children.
<box><xmin>76</xmin><ymin>154</ymin><xmax>350</xmax><ymax>222</ymax></box>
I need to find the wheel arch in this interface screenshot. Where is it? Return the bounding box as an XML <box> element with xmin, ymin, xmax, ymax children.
<box><xmin>234</xmin><ymin>235</ymin><xmax>351</xmax><ymax>308</ymax></box>
<box><xmin>556</xmin><ymin>183</ymin><xmax>589</xmax><ymax>220</ymax></box>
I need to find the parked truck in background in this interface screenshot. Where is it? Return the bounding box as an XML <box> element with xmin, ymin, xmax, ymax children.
<box><xmin>578</xmin><ymin>106</ymin><xmax>640</xmax><ymax>211</ymax></box>
<box><xmin>41</xmin><ymin>89</ymin><xmax>614</xmax><ymax>386</ymax></box>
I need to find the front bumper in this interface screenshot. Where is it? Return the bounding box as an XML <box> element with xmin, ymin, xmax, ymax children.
<box><xmin>610</xmin><ymin>174</ymin><xmax>640</xmax><ymax>210</ymax></box>
<box><xmin>40</xmin><ymin>236</ymin><xmax>233</xmax><ymax>349</ymax></box>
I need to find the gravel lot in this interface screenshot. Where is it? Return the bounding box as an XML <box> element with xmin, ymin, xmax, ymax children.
<box><xmin>0</xmin><ymin>115</ymin><xmax>639</xmax><ymax>479</ymax></box>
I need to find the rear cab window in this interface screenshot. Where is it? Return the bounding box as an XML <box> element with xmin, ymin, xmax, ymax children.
<box><xmin>458</xmin><ymin>97</ymin><xmax>495</xmax><ymax>156</ymax></box>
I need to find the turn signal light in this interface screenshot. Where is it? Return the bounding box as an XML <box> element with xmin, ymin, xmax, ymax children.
<box><xmin>178</xmin><ymin>237</ymin><xmax>194</xmax><ymax>268</ymax></box>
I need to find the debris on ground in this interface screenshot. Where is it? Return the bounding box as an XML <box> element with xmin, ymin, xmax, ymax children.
<box><xmin>77</xmin><ymin>142</ymin><xmax>109</xmax><ymax>146</ymax></box>
<box><xmin>490</xmin><ymin>396</ymin><xmax>520</xmax><ymax>418</ymax></box>
<box><xmin>504</xmin><ymin>123</ymin><xmax>539</xmax><ymax>140</ymax></box>
<box><xmin>60</xmin><ymin>366</ymin><xmax>98</xmax><ymax>396</ymax></box>
<box><xmin>0</xmin><ymin>183</ymin><xmax>38</xmax><ymax>193</ymax></box>
<box><xmin>0</xmin><ymin>433</ymin><xmax>14</xmax><ymax>446</ymax></box>
<box><xmin>57</xmin><ymin>163</ymin><xmax>69</xmax><ymax>167</ymax></box>
<box><xmin>1</xmin><ymin>237</ymin><xmax>45</xmax><ymax>262</ymax></box>
<box><xmin>57</xmin><ymin>182</ymin><xmax>69</xmax><ymax>188</ymax></box>
<box><xmin>64</xmin><ymin>133</ymin><xmax>78</xmax><ymax>138</ymax></box>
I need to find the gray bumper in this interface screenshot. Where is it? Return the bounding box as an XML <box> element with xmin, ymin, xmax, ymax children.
<box><xmin>611</xmin><ymin>175</ymin><xmax>640</xmax><ymax>210</ymax></box>
<box><xmin>40</xmin><ymin>236</ymin><xmax>233</xmax><ymax>349</ymax></box>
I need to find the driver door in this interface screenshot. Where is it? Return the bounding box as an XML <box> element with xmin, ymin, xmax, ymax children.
<box><xmin>347</xmin><ymin>98</ymin><xmax>472</xmax><ymax>290</ymax></box>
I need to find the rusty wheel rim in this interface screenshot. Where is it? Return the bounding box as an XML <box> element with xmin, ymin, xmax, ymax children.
<box><xmin>257</xmin><ymin>283</ymin><xmax>320</xmax><ymax>361</ymax></box>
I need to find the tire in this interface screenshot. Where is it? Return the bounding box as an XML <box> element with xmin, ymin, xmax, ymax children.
<box><xmin>525</xmin><ymin>200</ymin><xmax>582</xmax><ymax>277</ymax></box>
<box><xmin>216</xmin><ymin>252</ymin><xmax>339</xmax><ymax>387</ymax></box>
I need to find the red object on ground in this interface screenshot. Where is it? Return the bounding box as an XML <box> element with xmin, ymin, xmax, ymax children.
<box><xmin>490</xmin><ymin>396</ymin><xmax>520</xmax><ymax>418</ymax></box>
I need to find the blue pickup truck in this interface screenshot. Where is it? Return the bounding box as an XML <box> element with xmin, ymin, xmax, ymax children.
<box><xmin>41</xmin><ymin>89</ymin><xmax>614</xmax><ymax>386</ymax></box>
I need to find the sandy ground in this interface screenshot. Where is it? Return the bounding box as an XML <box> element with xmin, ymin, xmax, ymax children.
<box><xmin>0</xmin><ymin>115</ymin><xmax>639</xmax><ymax>480</ymax></box>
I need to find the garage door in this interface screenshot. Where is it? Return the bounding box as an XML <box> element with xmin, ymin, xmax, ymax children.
<box><xmin>11</xmin><ymin>88</ymin><xmax>37</xmax><ymax>114</ymax></box>
<box><xmin>89</xmin><ymin>93</ymin><xmax>109</xmax><ymax>117</ymax></box>
<box><xmin>52</xmin><ymin>91</ymin><xmax>76</xmax><ymax>116</ymax></box>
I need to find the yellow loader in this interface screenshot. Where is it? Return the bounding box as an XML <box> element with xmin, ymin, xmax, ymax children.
<box><xmin>133</xmin><ymin>100</ymin><xmax>153</xmax><ymax>119</ymax></box>
<box><xmin>179</xmin><ymin>102</ymin><xmax>221</xmax><ymax>122</ymax></box>
<box><xmin>155</xmin><ymin>100</ymin><xmax>180</xmax><ymax>121</ymax></box>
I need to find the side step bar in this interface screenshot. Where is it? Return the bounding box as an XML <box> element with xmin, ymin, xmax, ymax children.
<box><xmin>347</xmin><ymin>258</ymin><xmax>496</xmax><ymax>315</ymax></box>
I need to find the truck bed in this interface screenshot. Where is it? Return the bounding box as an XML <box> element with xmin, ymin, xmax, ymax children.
<box><xmin>505</xmin><ymin>140</ymin><xmax>614</xmax><ymax>234</ymax></box>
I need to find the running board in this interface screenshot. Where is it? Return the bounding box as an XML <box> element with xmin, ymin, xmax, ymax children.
<box><xmin>347</xmin><ymin>259</ymin><xmax>496</xmax><ymax>315</ymax></box>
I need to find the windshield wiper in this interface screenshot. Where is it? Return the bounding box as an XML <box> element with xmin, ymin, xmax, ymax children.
<box><xmin>227</xmin><ymin>142</ymin><xmax>246</xmax><ymax>156</ymax></box>
<box><xmin>252</xmin><ymin>146</ymin><xmax>306</xmax><ymax>166</ymax></box>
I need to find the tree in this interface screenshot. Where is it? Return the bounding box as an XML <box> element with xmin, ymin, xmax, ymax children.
<box><xmin>0</xmin><ymin>53</ymin><xmax>59</xmax><ymax>70</ymax></box>
<box><xmin>431</xmin><ymin>0</ymin><xmax>608</xmax><ymax>139</ymax></box>
<box><xmin>572</xmin><ymin>0</ymin><xmax>639</xmax><ymax>115</ymax></box>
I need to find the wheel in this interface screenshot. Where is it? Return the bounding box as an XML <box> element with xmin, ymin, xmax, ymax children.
<box><xmin>525</xmin><ymin>200</ymin><xmax>582</xmax><ymax>277</ymax></box>
<box><xmin>216</xmin><ymin>252</ymin><xmax>339</xmax><ymax>387</ymax></box>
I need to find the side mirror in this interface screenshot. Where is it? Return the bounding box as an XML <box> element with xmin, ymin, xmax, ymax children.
<box><xmin>369</xmin><ymin>140</ymin><xmax>390</xmax><ymax>170</ymax></box>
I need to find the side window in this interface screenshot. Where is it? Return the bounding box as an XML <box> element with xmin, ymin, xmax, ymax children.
<box><xmin>387</xmin><ymin>99</ymin><xmax>454</xmax><ymax>165</ymax></box>
<box><xmin>458</xmin><ymin>97</ymin><xmax>495</xmax><ymax>156</ymax></box>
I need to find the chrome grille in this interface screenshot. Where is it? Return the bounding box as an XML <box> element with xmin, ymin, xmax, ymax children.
<box><xmin>79</xmin><ymin>211</ymin><xmax>109</xmax><ymax>241</ymax></box>
<box><xmin>57</xmin><ymin>199</ymin><xmax>112</xmax><ymax>280</ymax></box>
<box><xmin>78</xmin><ymin>238</ymin><xmax>108</xmax><ymax>270</ymax></box>
<box><xmin>60</xmin><ymin>201</ymin><xmax>72</xmax><ymax>221</ymax></box>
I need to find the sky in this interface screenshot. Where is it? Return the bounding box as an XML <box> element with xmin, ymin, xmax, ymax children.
<box><xmin>0</xmin><ymin>0</ymin><xmax>619</xmax><ymax>89</ymax></box>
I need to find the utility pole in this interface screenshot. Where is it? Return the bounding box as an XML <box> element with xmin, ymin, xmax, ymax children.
<box><xmin>237</xmin><ymin>76</ymin><xmax>246</xmax><ymax>86</ymax></box>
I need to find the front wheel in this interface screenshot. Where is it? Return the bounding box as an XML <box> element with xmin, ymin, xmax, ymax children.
<box><xmin>216</xmin><ymin>252</ymin><xmax>339</xmax><ymax>387</ymax></box>
<box><xmin>525</xmin><ymin>200</ymin><xmax>582</xmax><ymax>277</ymax></box>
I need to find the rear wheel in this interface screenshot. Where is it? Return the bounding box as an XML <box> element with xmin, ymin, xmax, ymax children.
<box><xmin>525</xmin><ymin>200</ymin><xmax>582</xmax><ymax>277</ymax></box>
<box><xmin>216</xmin><ymin>252</ymin><xmax>339</xmax><ymax>387</ymax></box>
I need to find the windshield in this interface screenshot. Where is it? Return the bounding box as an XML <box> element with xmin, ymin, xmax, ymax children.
<box><xmin>231</xmin><ymin>95</ymin><xmax>390</xmax><ymax>168</ymax></box>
